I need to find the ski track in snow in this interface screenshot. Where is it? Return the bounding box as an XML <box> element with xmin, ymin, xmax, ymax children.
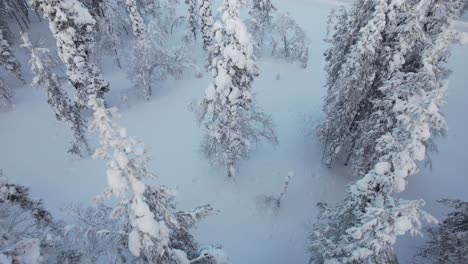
<box><xmin>0</xmin><ymin>1</ymin><xmax>467</xmax><ymax>263</ymax></box>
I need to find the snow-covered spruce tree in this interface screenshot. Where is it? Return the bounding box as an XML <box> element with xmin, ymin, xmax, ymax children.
<box><xmin>35</xmin><ymin>1</ymin><xmax>223</xmax><ymax>261</ymax></box>
<box><xmin>0</xmin><ymin>170</ymin><xmax>54</xmax><ymax>263</ymax></box>
<box><xmin>417</xmin><ymin>199</ymin><xmax>468</xmax><ymax>264</ymax></box>
<box><xmin>31</xmin><ymin>0</ymin><xmax>109</xmax><ymax>108</ymax></box>
<box><xmin>89</xmin><ymin>96</ymin><xmax>220</xmax><ymax>263</ymax></box>
<box><xmin>310</xmin><ymin>1</ymin><xmax>467</xmax><ymax>263</ymax></box>
<box><xmin>21</xmin><ymin>33</ymin><xmax>91</xmax><ymax>157</ymax></box>
<box><xmin>195</xmin><ymin>0</ymin><xmax>277</xmax><ymax>177</ymax></box>
<box><xmin>270</xmin><ymin>12</ymin><xmax>309</xmax><ymax>68</ymax></box>
<box><xmin>199</xmin><ymin>0</ymin><xmax>214</xmax><ymax>50</ymax></box>
<box><xmin>318</xmin><ymin>0</ymin><xmax>396</xmax><ymax>168</ymax></box>
<box><xmin>185</xmin><ymin>0</ymin><xmax>199</xmax><ymax>40</ymax></box>
<box><xmin>248</xmin><ymin>0</ymin><xmax>276</xmax><ymax>54</ymax></box>
<box><xmin>0</xmin><ymin>29</ymin><xmax>24</xmax><ymax>83</ymax></box>
<box><xmin>349</xmin><ymin>0</ymin><xmax>446</xmax><ymax>176</ymax></box>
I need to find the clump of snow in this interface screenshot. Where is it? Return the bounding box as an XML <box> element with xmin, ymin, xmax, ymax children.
<box><xmin>374</xmin><ymin>161</ymin><xmax>391</xmax><ymax>175</ymax></box>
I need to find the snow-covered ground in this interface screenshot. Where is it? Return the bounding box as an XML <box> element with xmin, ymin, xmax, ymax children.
<box><xmin>0</xmin><ymin>0</ymin><xmax>467</xmax><ymax>263</ymax></box>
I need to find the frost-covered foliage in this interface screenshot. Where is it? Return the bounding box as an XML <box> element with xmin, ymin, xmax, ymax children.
<box><xmin>248</xmin><ymin>0</ymin><xmax>276</xmax><ymax>54</ymax></box>
<box><xmin>0</xmin><ymin>78</ymin><xmax>11</xmax><ymax>109</ymax></box>
<box><xmin>31</xmin><ymin>0</ymin><xmax>109</xmax><ymax>108</ymax></box>
<box><xmin>89</xmin><ymin>95</ymin><xmax>181</xmax><ymax>261</ymax></box>
<box><xmin>124</xmin><ymin>1</ymin><xmax>191</xmax><ymax>100</ymax></box>
<box><xmin>199</xmin><ymin>0</ymin><xmax>214</xmax><ymax>50</ymax></box>
<box><xmin>126</xmin><ymin>0</ymin><xmax>146</xmax><ymax>38</ymax></box>
<box><xmin>95</xmin><ymin>0</ymin><xmax>129</xmax><ymax>68</ymax></box>
<box><xmin>270</xmin><ymin>13</ymin><xmax>309</xmax><ymax>68</ymax></box>
<box><xmin>318</xmin><ymin>0</ymin><xmax>393</xmax><ymax>168</ymax></box>
<box><xmin>127</xmin><ymin>21</ymin><xmax>188</xmax><ymax>100</ymax></box>
<box><xmin>319</xmin><ymin>0</ymin><xmax>465</xmax><ymax>173</ymax></box>
<box><xmin>0</xmin><ymin>0</ymin><xmax>31</xmax><ymax>35</ymax></box>
<box><xmin>89</xmin><ymin>95</ymin><xmax>222</xmax><ymax>263</ymax></box>
<box><xmin>185</xmin><ymin>0</ymin><xmax>199</xmax><ymax>40</ymax></box>
<box><xmin>195</xmin><ymin>0</ymin><xmax>277</xmax><ymax>177</ymax></box>
<box><xmin>310</xmin><ymin>1</ymin><xmax>467</xmax><ymax>263</ymax></box>
<box><xmin>21</xmin><ymin>33</ymin><xmax>91</xmax><ymax>157</ymax></box>
<box><xmin>417</xmin><ymin>199</ymin><xmax>468</xmax><ymax>264</ymax></box>
<box><xmin>0</xmin><ymin>171</ymin><xmax>54</xmax><ymax>264</ymax></box>
<box><xmin>0</xmin><ymin>29</ymin><xmax>24</xmax><ymax>82</ymax></box>
<box><xmin>54</xmin><ymin>204</ymin><xmax>133</xmax><ymax>263</ymax></box>
<box><xmin>34</xmin><ymin>1</ymin><xmax>219</xmax><ymax>261</ymax></box>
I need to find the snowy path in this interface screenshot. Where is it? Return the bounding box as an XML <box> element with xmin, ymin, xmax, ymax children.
<box><xmin>0</xmin><ymin>1</ymin><xmax>467</xmax><ymax>263</ymax></box>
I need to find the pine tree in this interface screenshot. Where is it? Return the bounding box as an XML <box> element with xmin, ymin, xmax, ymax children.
<box><xmin>31</xmin><ymin>0</ymin><xmax>109</xmax><ymax>108</ymax></box>
<box><xmin>195</xmin><ymin>0</ymin><xmax>277</xmax><ymax>177</ymax></box>
<box><xmin>248</xmin><ymin>0</ymin><xmax>276</xmax><ymax>54</ymax></box>
<box><xmin>310</xmin><ymin>1</ymin><xmax>467</xmax><ymax>263</ymax></box>
<box><xmin>185</xmin><ymin>0</ymin><xmax>199</xmax><ymax>40</ymax></box>
<box><xmin>21</xmin><ymin>33</ymin><xmax>91</xmax><ymax>157</ymax></box>
<box><xmin>417</xmin><ymin>199</ymin><xmax>468</xmax><ymax>264</ymax></box>
<box><xmin>0</xmin><ymin>29</ymin><xmax>24</xmax><ymax>82</ymax></box>
<box><xmin>199</xmin><ymin>0</ymin><xmax>213</xmax><ymax>50</ymax></box>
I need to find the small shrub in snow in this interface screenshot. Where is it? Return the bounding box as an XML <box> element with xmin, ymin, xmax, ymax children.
<box><xmin>257</xmin><ymin>171</ymin><xmax>294</xmax><ymax>210</ymax></box>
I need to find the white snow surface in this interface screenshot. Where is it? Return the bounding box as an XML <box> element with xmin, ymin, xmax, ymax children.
<box><xmin>0</xmin><ymin>0</ymin><xmax>467</xmax><ymax>263</ymax></box>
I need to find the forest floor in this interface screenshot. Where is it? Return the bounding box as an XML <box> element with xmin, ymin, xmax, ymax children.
<box><xmin>0</xmin><ymin>0</ymin><xmax>467</xmax><ymax>263</ymax></box>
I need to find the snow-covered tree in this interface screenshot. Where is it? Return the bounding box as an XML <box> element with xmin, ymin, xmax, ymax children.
<box><xmin>195</xmin><ymin>0</ymin><xmax>277</xmax><ymax>177</ymax></box>
<box><xmin>95</xmin><ymin>0</ymin><xmax>129</xmax><ymax>68</ymax></box>
<box><xmin>127</xmin><ymin>21</ymin><xmax>187</xmax><ymax>100</ymax></box>
<box><xmin>0</xmin><ymin>78</ymin><xmax>11</xmax><ymax>109</ymax></box>
<box><xmin>139</xmin><ymin>0</ymin><xmax>161</xmax><ymax>19</ymax></box>
<box><xmin>318</xmin><ymin>0</ymin><xmax>394</xmax><ymax>169</ymax></box>
<box><xmin>417</xmin><ymin>199</ymin><xmax>468</xmax><ymax>264</ymax></box>
<box><xmin>0</xmin><ymin>29</ymin><xmax>24</xmax><ymax>82</ymax></box>
<box><xmin>89</xmin><ymin>95</ymin><xmax>220</xmax><ymax>263</ymax></box>
<box><xmin>35</xmin><ymin>1</ymin><xmax>224</xmax><ymax>261</ymax></box>
<box><xmin>248</xmin><ymin>0</ymin><xmax>276</xmax><ymax>54</ymax></box>
<box><xmin>310</xmin><ymin>1</ymin><xmax>467</xmax><ymax>263</ymax></box>
<box><xmin>125</xmin><ymin>0</ymin><xmax>146</xmax><ymax>38</ymax></box>
<box><xmin>0</xmin><ymin>170</ymin><xmax>54</xmax><ymax>264</ymax></box>
<box><xmin>124</xmin><ymin>0</ymin><xmax>190</xmax><ymax>100</ymax></box>
<box><xmin>53</xmin><ymin>204</ymin><xmax>133</xmax><ymax>263</ymax></box>
<box><xmin>199</xmin><ymin>0</ymin><xmax>213</xmax><ymax>50</ymax></box>
<box><xmin>319</xmin><ymin>0</ymin><xmax>466</xmax><ymax>172</ymax></box>
<box><xmin>0</xmin><ymin>0</ymin><xmax>31</xmax><ymax>34</ymax></box>
<box><xmin>31</xmin><ymin>0</ymin><xmax>109</xmax><ymax>108</ymax></box>
<box><xmin>270</xmin><ymin>12</ymin><xmax>309</xmax><ymax>68</ymax></box>
<box><xmin>21</xmin><ymin>33</ymin><xmax>90</xmax><ymax>157</ymax></box>
<box><xmin>185</xmin><ymin>0</ymin><xmax>199</xmax><ymax>40</ymax></box>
